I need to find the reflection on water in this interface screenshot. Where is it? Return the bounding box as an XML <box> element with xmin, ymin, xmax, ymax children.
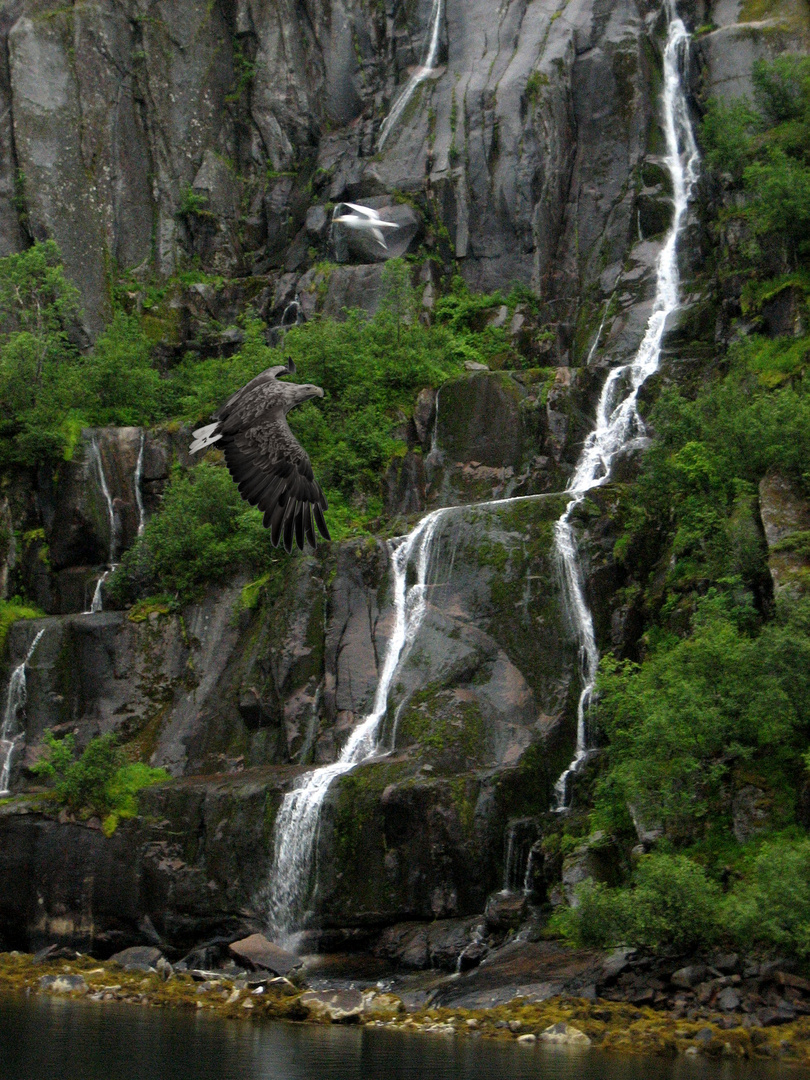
<box><xmin>0</xmin><ymin>995</ymin><xmax>788</xmax><ymax>1080</ymax></box>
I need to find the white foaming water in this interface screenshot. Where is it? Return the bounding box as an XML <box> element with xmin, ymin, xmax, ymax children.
<box><xmin>552</xmin><ymin>7</ymin><xmax>699</xmax><ymax>809</ymax></box>
<box><xmin>134</xmin><ymin>431</ymin><xmax>146</xmax><ymax>536</ymax></box>
<box><xmin>266</xmin><ymin>5</ymin><xmax>700</xmax><ymax>934</ymax></box>
<box><xmin>86</xmin><ymin>435</ymin><xmax>119</xmax><ymax>614</ymax></box>
<box><xmin>0</xmin><ymin>628</ymin><xmax>45</xmax><ymax>794</ymax></box>
<box><xmin>378</xmin><ymin>0</ymin><xmax>444</xmax><ymax>150</ymax></box>
<box><xmin>268</xmin><ymin>508</ymin><xmax>446</xmax><ymax>939</ymax></box>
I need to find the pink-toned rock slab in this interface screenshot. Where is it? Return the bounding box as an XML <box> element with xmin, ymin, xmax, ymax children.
<box><xmin>228</xmin><ymin>934</ymin><xmax>299</xmax><ymax>976</ymax></box>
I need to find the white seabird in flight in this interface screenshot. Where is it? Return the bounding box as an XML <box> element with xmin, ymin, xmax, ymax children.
<box><xmin>331</xmin><ymin>202</ymin><xmax>400</xmax><ymax>250</ymax></box>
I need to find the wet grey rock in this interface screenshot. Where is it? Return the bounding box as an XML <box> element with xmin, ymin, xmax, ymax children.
<box><xmin>458</xmin><ymin>941</ymin><xmax>489</xmax><ymax>971</ymax></box>
<box><xmin>297</xmin><ymin>263</ymin><xmax>386</xmax><ymax>319</ymax></box>
<box><xmin>436</xmin><ymin>373</ymin><xmax>525</xmax><ymax>469</ymax></box>
<box><xmin>758</xmin><ymin>472</ymin><xmax>810</xmax><ymax>595</ymax></box>
<box><xmin>39</xmin><ymin>973</ymin><xmax>88</xmax><ymax>995</ymax></box>
<box><xmin>671</xmin><ymin>964</ymin><xmax>709</xmax><ymax>990</ymax></box>
<box><xmin>717</xmin><ymin>986</ymin><xmax>741</xmax><ymax>1012</ymax></box>
<box><xmin>484</xmin><ymin>891</ymin><xmax>527</xmax><ymax>933</ymax></box>
<box><xmin>601</xmin><ymin>948</ymin><xmax>635</xmax><ymax>984</ymax></box>
<box><xmin>758</xmin><ymin>1006</ymin><xmax>797</xmax><ymax>1027</ymax></box>
<box><xmin>561</xmin><ymin>832</ymin><xmax>620</xmax><ymax>906</ymax></box>
<box><xmin>109</xmin><ymin>945</ymin><xmax>164</xmax><ymax>972</ymax></box>
<box><xmin>413</xmin><ymin>388</ymin><xmax>437</xmax><ymax>449</ymax></box>
<box><xmin>732</xmin><ymin>785</ymin><xmax>772</xmax><ymax>844</ymax></box>
<box><xmin>714</xmin><ymin>953</ymin><xmax>740</xmax><ymax>974</ymax></box>
<box><xmin>384</xmin><ymin>452</ymin><xmax>426</xmax><ymax>516</ymax></box>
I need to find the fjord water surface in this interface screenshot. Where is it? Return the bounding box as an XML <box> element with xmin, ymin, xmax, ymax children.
<box><xmin>0</xmin><ymin>996</ymin><xmax>789</xmax><ymax>1080</ymax></box>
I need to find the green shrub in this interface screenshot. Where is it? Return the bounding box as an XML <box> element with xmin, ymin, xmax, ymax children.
<box><xmin>32</xmin><ymin>731</ymin><xmax>169</xmax><ymax>835</ymax></box>
<box><xmin>108</xmin><ymin>462</ymin><xmax>274</xmax><ymax>604</ymax></box>
<box><xmin>552</xmin><ymin>854</ymin><xmax>721</xmax><ymax>953</ymax></box>
<box><xmin>723</xmin><ymin>838</ymin><xmax>810</xmax><ymax>957</ymax></box>
<box><xmin>0</xmin><ymin>598</ymin><xmax>44</xmax><ymax>655</ymax></box>
<box><xmin>592</xmin><ymin>599</ymin><xmax>806</xmax><ymax>841</ymax></box>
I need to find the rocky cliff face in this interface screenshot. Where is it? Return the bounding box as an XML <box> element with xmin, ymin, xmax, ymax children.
<box><xmin>4</xmin><ymin>0</ymin><xmax>804</xmax><ymax>341</ymax></box>
<box><xmin>0</xmin><ymin>0</ymin><xmax>808</xmax><ymax>957</ymax></box>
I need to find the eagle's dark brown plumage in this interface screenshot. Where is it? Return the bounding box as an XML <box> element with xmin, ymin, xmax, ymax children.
<box><xmin>189</xmin><ymin>359</ymin><xmax>330</xmax><ymax>553</ymax></box>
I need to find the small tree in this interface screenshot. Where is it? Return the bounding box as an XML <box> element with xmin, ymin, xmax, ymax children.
<box><xmin>380</xmin><ymin>257</ymin><xmax>417</xmax><ymax>346</ymax></box>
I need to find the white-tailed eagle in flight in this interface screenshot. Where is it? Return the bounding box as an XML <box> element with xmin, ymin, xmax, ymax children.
<box><xmin>189</xmin><ymin>358</ymin><xmax>330</xmax><ymax>553</ymax></box>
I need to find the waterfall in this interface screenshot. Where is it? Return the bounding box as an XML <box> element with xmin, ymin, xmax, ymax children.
<box><xmin>267</xmin><ymin>507</ymin><xmax>446</xmax><ymax>941</ymax></box>
<box><xmin>378</xmin><ymin>0</ymin><xmax>444</xmax><ymax>150</ymax></box>
<box><xmin>134</xmin><ymin>431</ymin><xmax>146</xmax><ymax>536</ymax></box>
<box><xmin>265</xmin><ymin>4</ymin><xmax>700</xmax><ymax>935</ymax></box>
<box><xmin>0</xmin><ymin>628</ymin><xmax>46</xmax><ymax>795</ymax></box>
<box><xmin>551</xmin><ymin>6</ymin><xmax>700</xmax><ymax>809</ymax></box>
<box><xmin>425</xmin><ymin>386</ymin><xmax>443</xmax><ymax>468</ymax></box>
<box><xmin>86</xmin><ymin>435</ymin><xmax>119</xmax><ymax>614</ymax></box>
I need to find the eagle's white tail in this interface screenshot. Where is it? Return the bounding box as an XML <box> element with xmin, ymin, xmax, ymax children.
<box><xmin>190</xmin><ymin>423</ymin><xmax>222</xmax><ymax>453</ymax></box>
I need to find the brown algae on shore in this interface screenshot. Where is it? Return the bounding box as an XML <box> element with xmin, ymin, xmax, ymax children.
<box><xmin>0</xmin><ymin>952</ymin><xmax>808</xmax><ymax>1065</ymax></box>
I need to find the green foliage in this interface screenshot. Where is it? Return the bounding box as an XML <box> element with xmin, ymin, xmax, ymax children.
<box><xmin>177</xmin><ymin>183</ymin><xmax>209</xmax><ymax>218</ymax></box>
<box><xmin>551</xmin><ymin>854</ymin><xmax>721</xmax><ymax>953</ymax></box>
<box><xmin>615</xmin><ymin>336</ymin><xmax>810</xmax><ymax>621</ymax></box>
<box><xmin>0</xmin><ymin>599</ymin><xmax>44</xmax><ymax>656</ymax></box>
<box><xmin>0</xmin><ymin>245</ymin><xmax>167</xmax><ymax>466</ymax></box>
<box><xmin>77</xmin><ymin>314</ymin><xmax>164</xmax><ymax>426</ymax></box>
<box><xmin>701</xmin><ymin>98</ymin><xmax>760</xmax><ymax>180</ymax></box>
<box><xmin>592</xmin><ymin>598</ymin><xmax>810</xmax><ymax>841</ymax></box>
<box><xmin>32</xmin><ymin>730</ymin><xmax>169</xmax><ymax>834</ymax></box>
<box><xmin>525</xmin><ymin>70</ymin><xmax>550</xmax><ymax>107</ymax></box>
<box><xmin>702</xmin><ymin>56</ymin><xmax>810</xmax><ymax>272</ymax></box>
<box><xmin>0</xmin><ymin>241</ymin><xmax>82</xmax><ymax>464</ymax></box>
<box><xmin>109</xmin><ymin>463</ymin><xmax>274</xmax><ymax>604</ymax></box>
<box><xmin>723</xmin><ymin>837</ymin><xmax>810</xmax><ymax>957</ymax></box>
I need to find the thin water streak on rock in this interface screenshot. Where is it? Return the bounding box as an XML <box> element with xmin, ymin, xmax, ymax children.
<box><xmin>378</xmin><ymin>0</ymin><xmax>444</xmax><ymax>150</ymax></box>
<box><xmin>0</xmin><ymin>628</ymin><xmax>46</xmax><ymax>794</ymax></box>
<box><xmin>552</xmin><ymin>3</ymin><xmax>700</xmax><ymax>809</ymax></box>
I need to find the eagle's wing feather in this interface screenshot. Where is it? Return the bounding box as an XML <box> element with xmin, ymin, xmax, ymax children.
<box><xmin>220</xmin><ymin>408</ymin><xmax>329</xmax><ymax>553</ymax></box>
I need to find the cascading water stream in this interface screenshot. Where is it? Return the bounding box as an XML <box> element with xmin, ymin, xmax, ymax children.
<box><xmin>134</xmin><ymin>431</ymin><xmax>146</xmax><ymax>537</ymax></box>
<box><xmin>265</xmin><ymin>3</ymin><xmax>700</xmax><ymax>936</ymax></box>
<box><xmin>551</xmin><ymin>5</ymin><xmax>700</xmax><ymax>809</ymax></box>
<box><xmin>268</xmin><ymin>508</ymin><xmax>446</xmax><ymax>940</ymax></box>
<box><xmin>0</xmin><ymin>628</ymin><xmax>45</xmax><ymax>794</ymax></box>
<box><xmin>378</xmin><ymin>0</ymin><xmax>444</xmax><ymax>150</ymax></box>
<box><xmin>87</xmin><ymin>435</ymin><xmax>120</xmax><ymax>614</ymax></box>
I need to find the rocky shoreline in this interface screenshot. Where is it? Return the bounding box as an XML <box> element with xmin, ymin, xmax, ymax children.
<box><xmin>2</xmin><ymin>943</ymin><xmax>809</xmax><ymax>1067</ymax></box>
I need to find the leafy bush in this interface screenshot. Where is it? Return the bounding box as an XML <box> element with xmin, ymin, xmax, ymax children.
<box><xmin>32</xmin><ymin>731</ymin><xmax>169</xmax><ymax>836</ymax></box>
<box><xmin>702</xmin><ymin>56</ymin><xmax>810</xmax><ymax>273</ymax></box>
<box><xmin>0</xmin><ymin>598</ymin><xmax>44</xmax><ymax>655</ymax></box>
<box><xmin>108</xmin><ymin>462</ymin><xmax>275</xmax><ymax>605</ymax></box>
<box><xmin>551</xmin><ymin>854</ymin><xmax>721</xmax><ymax>953</ymax></box>
<box><xmin>592</xmin><ymin>597</ymin><xmax>810</xmax><ymax>841</ymax></box>
<box><xmin>722</xmin><ymin>838</ymin><xmax>810</xmax><ymax>957</ymax></box>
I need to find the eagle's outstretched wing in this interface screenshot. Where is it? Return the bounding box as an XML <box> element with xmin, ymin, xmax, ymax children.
<box><xmin>219</xmin><ymin>414</ymin><xmax>330</xmax><ymax>554</ymax></box>
<box><xmin>189</xmin><ymin>363</ymin><xmax>329</xmax><ymax>553</ymax></box>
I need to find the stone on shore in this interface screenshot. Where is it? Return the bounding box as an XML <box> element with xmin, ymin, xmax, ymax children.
<box><xmin>109</xmin><ymin>946</ymin><xmax>164</xmax><ymax>972</ymax></box>
<box><xmin>38</xmin><ymin>973</ymin><xmax>88</xmax><ymax>995</ymax></box>
<box><xmin>539</xmin><ymin>1021</ymin><xmax>591</xmax><ymax>1046</ymax></box>
<box><xmin>300</xmin><ymin>988</ymin><xmax>365</xmax><ymax>1023</ymax></box>
<box><xmin>227</xmin><ymin>934</ymin><xmax>300</xmax><ymax>976</ymax></box>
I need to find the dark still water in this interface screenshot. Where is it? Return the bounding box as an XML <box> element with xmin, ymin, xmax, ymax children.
<box><xmin>0</xmin><ymin>995</ymin><xmax>789</xmax><ymax>1080</ymax></box>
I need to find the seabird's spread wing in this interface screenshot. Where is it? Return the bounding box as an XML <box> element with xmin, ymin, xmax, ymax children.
<box><xmin>338</xmin><ymin>201</ymin><xmax>380</xmax><ymax>221</ymax></box>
